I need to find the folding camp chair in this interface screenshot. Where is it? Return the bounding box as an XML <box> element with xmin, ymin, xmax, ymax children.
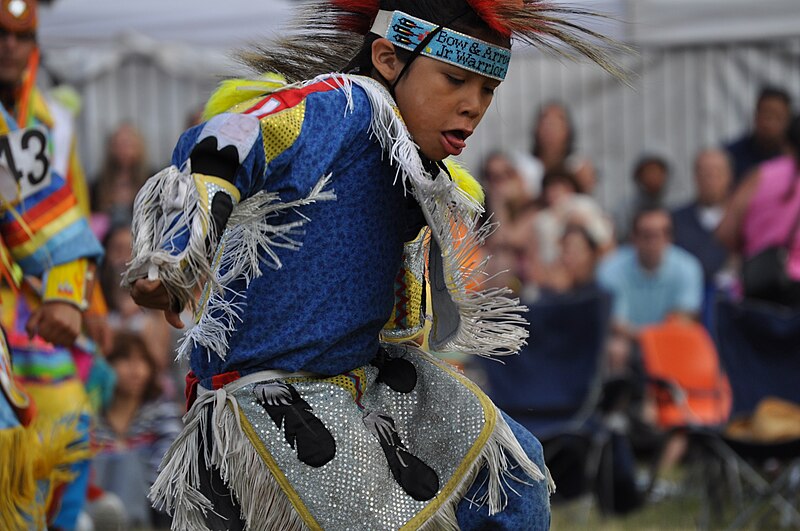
<box><xmin>639</xmin><ymin>319</ymin><xmax>731</xmax><ymax>431</ymax></box>
<box><xmin>638</xmin><ymin>319</ymin><xmax>732</xmax><ymax>512</ymax></box>
<box><xmin>480</xmin><ymin>288</ymin><xmax>639</xmax><ymax>514</ymax></box>
<box><xmin>699</xmin><ymin>298</ymin><xmax>800</xmax><ymax>530</ymax></box>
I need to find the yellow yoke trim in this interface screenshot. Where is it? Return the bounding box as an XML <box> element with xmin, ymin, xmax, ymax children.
<box><xmin>260</xmin><ymin>101</ymin><xmax>306</xmax><ymax>164</ymax></box>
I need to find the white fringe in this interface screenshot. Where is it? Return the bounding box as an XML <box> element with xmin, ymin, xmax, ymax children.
<box><xmin>149</xmin><ymin>387</ymin><xmax>309</xmax><ymax>531</ymax></box>
<box><xmin>176</xmin><ymin>173</ymin><xmax>336</xmax><ymax>361</ymax></box>
<box><xmin>124</xmin><ymin>162</ymin><xmax>217</xmax><ymax>312</ymax></box>
<box><xmin>347</xmin><ymin>75</ymin><xmax>529</xmax><ymax>357</ymax></box>
<box><xmin>152</xmin><ymin>391</ymin><xmax>550</xmax><ymax>531</ymax></box>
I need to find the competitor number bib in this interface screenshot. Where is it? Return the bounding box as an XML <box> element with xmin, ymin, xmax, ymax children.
<box><xmin>0</xmin><ymin>125</ymin><xmax>52</xmax><ymax>201</ymax></box>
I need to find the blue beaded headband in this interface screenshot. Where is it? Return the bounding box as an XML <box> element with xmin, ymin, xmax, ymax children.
<box><xmin>370</xmin><ymin>10</ymin><xmax>511</xmax><ymax>82</ymax></box>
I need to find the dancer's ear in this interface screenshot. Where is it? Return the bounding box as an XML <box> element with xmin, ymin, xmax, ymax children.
<box><xmin>371</xmin><ymin>38</ymin><xmax>404</xmax><ymax>85</ymax></box>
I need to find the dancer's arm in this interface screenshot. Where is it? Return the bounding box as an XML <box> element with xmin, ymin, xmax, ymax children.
<box><xmin>0</xmin><ymin>169</ymin><xmax>102</xmax><ymax>345</ymax></box>
<box><xmin>126</xmin><ymin>84</ymin><xmax>369</xmax><ymax>323</ymax></box>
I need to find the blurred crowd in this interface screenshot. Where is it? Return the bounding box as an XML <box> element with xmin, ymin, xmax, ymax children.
<box><xmin>482</xmin><ymin>86</ymin><xmax>798</xmax><ymax>340</ymax></box>
<box><xmin>473</xmin><ymin>86</ymin><xmax>800</xmax><ymax>512</ymax></box>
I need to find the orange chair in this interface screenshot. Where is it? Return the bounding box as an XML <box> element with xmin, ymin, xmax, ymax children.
<box><xmin>639</xmin><ymin>319</ymin><xmax>731</xmax><ymax>429</ymax></box>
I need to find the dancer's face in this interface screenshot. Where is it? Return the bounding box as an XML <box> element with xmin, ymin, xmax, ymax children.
<box><xmin>0</xmin><ymin>28</ymin><xmax>35</xmax><ymax>86</ymax></box>
<box><xmin>372</xmin><ymin>40</ymin><xmax>501</xmax><ymax>161</ymax></box>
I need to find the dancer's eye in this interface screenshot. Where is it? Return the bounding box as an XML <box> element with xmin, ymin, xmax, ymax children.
<box><xmin>445</xmin><ymin>74</ymin><xmax>465</xmax><ymax>86</ymax></box>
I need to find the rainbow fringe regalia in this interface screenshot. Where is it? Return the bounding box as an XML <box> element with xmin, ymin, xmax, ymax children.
<box><xmin>0</xmin><ymin>86</ymin><xmax>103</xmax><ymax>529</ymax></box>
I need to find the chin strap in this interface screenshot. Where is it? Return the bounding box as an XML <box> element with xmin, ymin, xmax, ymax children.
<box><xmin>389</xmin><ymin>26</ymin><xmax>443</xmax><ymax>98</ymax></box>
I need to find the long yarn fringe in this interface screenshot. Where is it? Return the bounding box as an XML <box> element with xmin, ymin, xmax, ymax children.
<box><xmin>0</xmin><ymin>415</ymin><xmax>92</xmax><ymax>531</ymax></box>
<box><xmin>347</xmin><ymin>75</ymin><xmax>529</xmax><ymax>357</ymax></box>
<box><xmin>151</xmin><ymin>387</ymin><xmax>550</xmax><ymax>531</ymax></box>
<box><xmin>0</xmin><ymin>425</ymin><xmax>41</xmax><ymax>531</ymax></box>
<box><xmin>149</xmin><ymin>394</ymin><xmax>308</xmax><ymax>531</ymax></box>
<box><xmin>176</xmin><ymin>173</ymin><xmax>336</xmax><ymax>361</ymax></box>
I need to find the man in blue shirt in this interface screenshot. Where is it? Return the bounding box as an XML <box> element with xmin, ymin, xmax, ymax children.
<box><xmin>599</xmin><ymin>207</ymin><xmax>703</xmax><ymax>371</ymax></box>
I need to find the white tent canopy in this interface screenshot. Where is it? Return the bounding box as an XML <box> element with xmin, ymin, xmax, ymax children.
<box><xmin>629</xmin><ymin>0</ymin><xmax>800</xmax><ymax>46</ymax></box>
<box><xmin>37</xmin><ymin>0</ymin><xmax>800</xmax><ymax>82</ymax></box>
<box><xmin>39</xmin><ymin>0</ymin><xmax>295</xmax><ymax>50</ymax></box>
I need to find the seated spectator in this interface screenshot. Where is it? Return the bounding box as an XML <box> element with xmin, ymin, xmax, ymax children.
<box><xmin>614</xmin><ymin>155</ymin><xmax>670</xmax><ymax>242</ymax></box>
<box><xmin>598</xmin><ymin>207</ymin><xmax>703</xmax><ymax>371</ymax></box>
<box><xmin>599</xmin><ymin>208</ymin><xmax>705</xmax><ymax>477</ymax></box>
<box><xmin>538</xmin><ymin>224</ymin><xmax>604</xmax><ymax>296</ymax></box>
<box><xmin>482</xmin><ymin>151</ymin><xmax>538</xmax><ymax>293</ymax></box>
<box><xmin>530</xmin><ymin>101</ymin><xmax>597</xmax><ymax>195</ymax></box>
<box><xmin>522</xmin><ymin>171</ymin><xmax>614</xmax><ymax>297</ymax></box>
<box><xmin>92</xmin><ymin>332</ymin><xmax>182</xmax><ymax>529</ymax></box>
<box><xmin>672</xmin><ymin>148</ymin><xmax>733</xmax><ymax>324</ymax></box>
<box><xmin>717</xmin><ymin>115</ymin><xmax>800</xmax><ymax>308</ymax></box>
<box><xmin>99</xmin><ymin>224</ymin><xmax>176</xmax><ymax>396</ymax></box>
<box><xmin>725</xmin><ymin>86</ymin><xmax>791</xmax><ymax>185</ymax></box>
<box><xmin>92</xmin><ymin>123</ymin><xmax>151</xmax><ymax>224</ymax></box>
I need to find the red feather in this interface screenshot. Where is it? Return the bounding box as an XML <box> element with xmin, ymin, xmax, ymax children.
<box><xmin>330</xmin><ymin>0</ymin><xmax>381</xmax><ymax>33</ymax></box>
<box><xmin>466</xmin><ymin>0</ymin><xmax>522</xmax><ymax>38</ymax></box>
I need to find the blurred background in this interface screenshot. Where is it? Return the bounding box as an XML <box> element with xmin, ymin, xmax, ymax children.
<box><xmin>37</xmin><ymin>0</ymin><xmax>800</xmax><ymax>210</ymax></box>
<box><xmin>27</xmin><ymin>0</ymin><xmax>800</xmax><ymax>529</ymax></box>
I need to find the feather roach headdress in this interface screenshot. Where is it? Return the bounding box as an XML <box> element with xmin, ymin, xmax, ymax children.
<box><xmin>239</xmin><ymin>0</ymin><xmax>625</xmax><ymax>84</ymax></box>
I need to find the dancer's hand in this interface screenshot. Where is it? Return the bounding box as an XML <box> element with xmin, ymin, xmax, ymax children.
<box><xmin>84</xmin><ymin>313</ymin><xmax>114</xmax><ymax>355</ymax></box>
<box><xmin>26</xmin><ymin>301</ymin><xmax>82</xmax><ymax>346</ymax></box>
<box><xmin>130</xmin><ymin>278</ymin><xmax>184</xmax><ymax>329</ymax></box>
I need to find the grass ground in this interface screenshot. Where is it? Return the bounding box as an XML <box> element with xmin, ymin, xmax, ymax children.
<box><xmin>550</xmin><ymin>464</ymin><xmax>797</xmax><ymax>531</ymax></box>
<box><xmin>552</xmin><ymin>494</ymin><xmax>703</xmax><ymax>530</ymax></box>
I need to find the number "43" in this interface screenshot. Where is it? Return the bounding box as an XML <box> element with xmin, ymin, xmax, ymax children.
<box><xmin>0</xmin><ymin>125</ymin><xmax>52</xmax><ymax>202</ymax></box>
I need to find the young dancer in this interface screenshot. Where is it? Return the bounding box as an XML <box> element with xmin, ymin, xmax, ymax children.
<box><xmin>126</xmin><ymin>1</ymin><xmax>618</xmax><ymax>529</ymax></box>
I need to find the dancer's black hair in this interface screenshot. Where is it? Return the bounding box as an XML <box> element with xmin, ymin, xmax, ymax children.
<box><xmin>238</xmin><ymin>0</ymin><xmax>625</xmax><ymax>84</ymax></box>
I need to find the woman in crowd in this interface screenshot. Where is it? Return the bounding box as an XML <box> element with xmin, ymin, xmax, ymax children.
<box><xmin>92</xmin><ymin>123</ymin><xmax>151</xmax><ymax>222</ymax></box>
<box><xmin>523</xmin><ymin>170</ymin><xmax>614</xmax><ymax>297</ymax></box>
<box><xmin>99</xmin><ymin>224</ymin><xmax>175</xmax><ymax>393</ymax></box>
<box><xmin>537</xmin><ymin>224</ymin><xmax>604</xmax><ymax>296</ymax></box>
<box><xmin>531</xmin><ymin>101</ymin><xmax>598</xmax><ymax>195</ymax></box>
<box><xmin>717</xmin><ymin>115</ymin><xmax>800</xmax><ymax>307</ymax></box>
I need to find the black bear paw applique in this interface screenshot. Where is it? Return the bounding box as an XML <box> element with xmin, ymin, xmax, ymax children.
<box><xmin>372</xmin><ymin>350</ymin><xmax>418</xmax><ymax>394</ymax></box>
<box><xmin>253</xmin><ymin>382</ymin><xmax>336</xmax><ymax>467</ymax></box>
<box><xmin>363</xmin><ymin>411</ymin><xmax>439</xmax><ymax>501</ymax></box>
